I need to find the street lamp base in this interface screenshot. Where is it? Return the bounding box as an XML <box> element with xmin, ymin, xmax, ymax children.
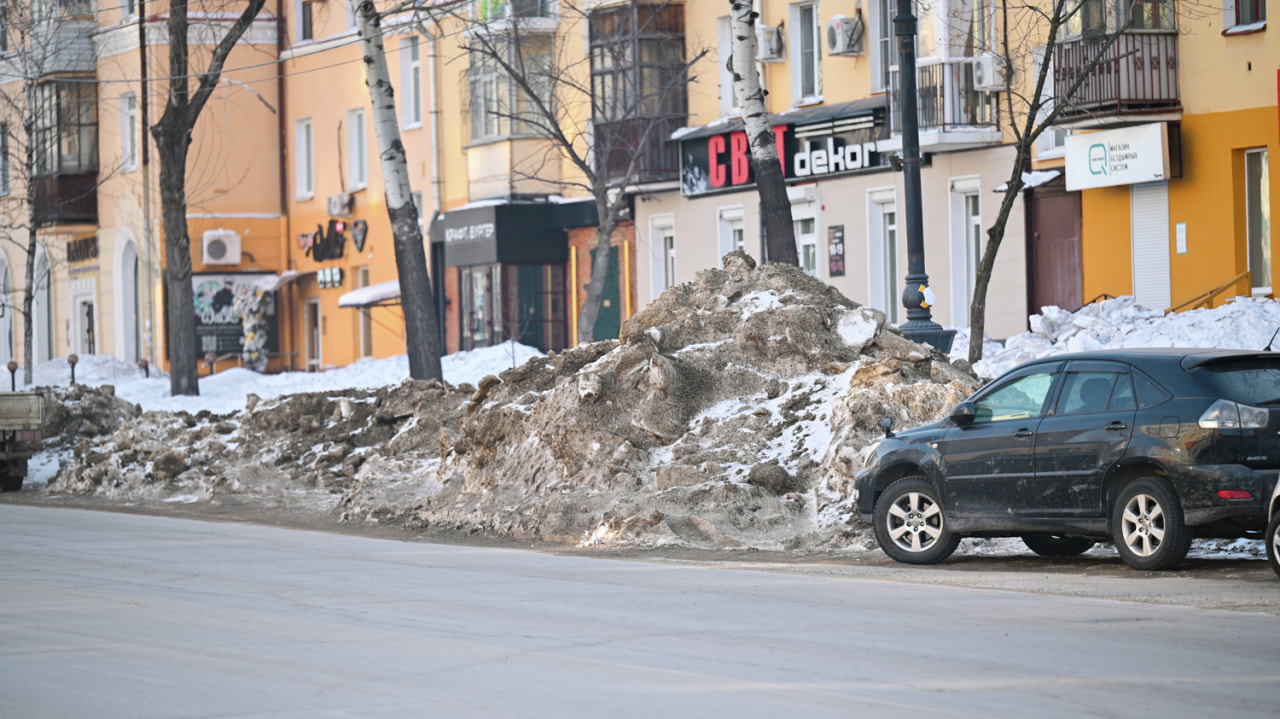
<box><xmin>899</xmin><ymin>322</ymin><xmax>957</xmax><ymax>354</ymax></box>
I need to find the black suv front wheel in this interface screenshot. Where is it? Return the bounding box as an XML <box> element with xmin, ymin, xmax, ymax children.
<box><xmin>1111</xmin><ymin>477</ymin><xmax>1190</xmax><ymax>571</ymax></box>
<box><xmin>873</xmin><ymin>477</ymin><xmax>960</xmax><ymax>565</ymax></box>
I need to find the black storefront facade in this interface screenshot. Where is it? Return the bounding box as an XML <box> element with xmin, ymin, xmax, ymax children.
<box><xmin>429</xmin><ymin>200</ymin><xmax>597</xmax><ymax>354</ymax></box>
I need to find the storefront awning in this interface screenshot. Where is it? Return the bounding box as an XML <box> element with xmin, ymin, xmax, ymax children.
<box><xmin>338</xmin><ymin>280</ymin><xmax>401</xmax><ymax>308</ymax></box>
<box><xmin>429</xmin><ymin>200</ymin><xmax>583</xmax><ymax>268</ymax></box>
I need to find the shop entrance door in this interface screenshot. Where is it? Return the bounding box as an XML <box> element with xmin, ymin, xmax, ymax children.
<box><xmin>461</xmin><ymin>264</ymin><xmax>501</xmax><ymax>350</ymax></box>
<box><xmin>588</xmin><ymin>246</ymin><xmax>621</xmax><ymax>340</ymax></box>
<box><xmin>304</xmin><ymin>300</ymin><xmax>321</xmax><ymax>371</ymax></box>
<box><xmin>1029</xmin><ymin>189</ymin><xmax>1083</xmax><ymax>312</ymax></box>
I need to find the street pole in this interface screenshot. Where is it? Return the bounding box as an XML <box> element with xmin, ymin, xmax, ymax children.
<box><xmin>894</xmin><ymin>0</ymin><xmax>955</xmax><ymax>353</ymax></box>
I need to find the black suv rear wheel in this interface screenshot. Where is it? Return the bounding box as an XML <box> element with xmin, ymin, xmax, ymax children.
<box><xmin>1111</xmin><ymin>477</ymin><xmax>1190</xmax><ymax>571</ymax></box>
<box><xmin>873</xmin><ymin>477</ymin><xmax>960</xmax><ymax>565</ymax></box>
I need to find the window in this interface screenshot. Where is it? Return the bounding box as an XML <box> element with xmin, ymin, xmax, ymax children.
<box><xmin>973</xmin><ymin>371</ymin><xmax>1056</xmax><ymax>424</ymax></box>
<box><xmin>402</xmin><ymin>36</ymin><xmax>423</xmax><ymax>127</ymax></box>
<box><xmin>790</xmin><ymin>2</ymin><xmax>821</xmax><ymax>102</ymax></box>
<box><xmin>1246</xmin><ymin>148</ymin><xmax>1271</xmax><ymax>295</ymax></box>
<box><xmin>121</xmin><ymin>93</ymin><xmax>137</xmax><ymax>172</ymax></box>
<box><xmin>33</xmin><ymin>81</ymin><xmax>97</xmax><ymax>176</ymax></box>
<box><xmin>1061</xmin><ymin>0</ymin><xmax>1176</xmax><ymax>37</ymax></box>
<box><xmin>468</xmin><ymin>34</ymin><xmax>553</xmax><ymax>141</ymax></box>
<box><xmin>964</xmin><ymin>193</ymin><xmax>983</xmax><ymax>305</ymax></box>
<box><xmin>588</xmin><ymin>2</ymin><xmax>687</xmax><ymax>182</ymax></box>
<box><xmin>872</xmin><ymin>0</ymin><xmax>897</xmax><ymax>91</ymax></box>
<box><xmin>1032</xmin><ymin>47</ymin><xmax>1067</xmax><ymax>159</ymax></box>
<box><xmin>124</xmin><ymin>0</ymin><xmax>137</xmax><ymax>19</ymax></box>
<box><xmin>662</xmin><ymin>232</ymin><xmax>676</xmax><ymax>289</ymax></box>
<box><xmin>949</xmin><ymin>177</ymin><xmax>982</xmax><ymax>324</ymax></box>
<box><xmin>1230</xmin><ymin>0</ymin><xmax>1268</xmax><ymax>28</ymax></box>
<box><xmin>650</xmin><ymin>214</ymin><xmax>676</xmax><ymax>298</ymax></box>
<box><xmin>1055</xmin><ymin>371</ymin><xmax>1132</xmax><ymax>415</ymax></box>
<box><xmin>348</xmin><ymin>108</ymin><xmax>367</xmax><ymax>190</ymax></box>
<box><xmin>475</xmin><ymin>0</ymin><xmax>556</xmax><ymax>21</ymax></box>
<box><xmin>796</xmin><ymin>217</ymin><xmax>818</xmax><ymax>276</ymax></box>
<box><xmin>716</xmin><ymin>16</ymin><xmax>739</xmax><ymax>116</ymax></box>
<box><xmin>1129</xmin><ymin>0</ymin><xmax>1177</xmax><ymax>28</ymax></box>
<box><xmin>960</xmin><ymin>0</ymin><xmax>991</xmax><ymax>56</ymax></box>
<box><xmin>717</xmin><ymin>206</ymin><xmax>745</xmax><ymax>259</ymax></box>
<box><xmin>295</xmin><ymin>118</ymin><xmax>313</xmax><ymax>199</ymax></box>
<box><xmin>298</xmin><ymin>0</ymin><xmax>314</xmax><ymax>42</ymax></box>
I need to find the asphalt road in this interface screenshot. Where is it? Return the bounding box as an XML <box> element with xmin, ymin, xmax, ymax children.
<box><xmin>3</xmin><ymin>504</ymin><xmax>1279</xmax><ymax>718</ymax></box>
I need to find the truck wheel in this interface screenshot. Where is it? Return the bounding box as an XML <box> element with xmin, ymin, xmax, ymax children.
<box><xmin>872</xmin><ymin>477</ymin><xmax>960</xmax><ymax>565</ymax></box>
<box><xmin>1111</xmin><ymin>477</ymin><xmax>1190</xmax><ymax>571</ymax></box>
<box><xmin>1266</xmin><ymin>512</ymin><xmax>1280</xmax><ymax>581</ymax></box>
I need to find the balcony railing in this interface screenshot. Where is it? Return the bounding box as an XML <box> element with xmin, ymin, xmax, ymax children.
<box><xmin>594</xmin><ymin>115</ymin><xmax>684</xmax><ymax>185</ymax></box>
<box><xmin>1053</xmin><ymin>30</ymin><xmax>1180</xmax><ymax>123</ymax></box>
<box><xmin>33</xmin><ymin>173</ymin><xmax>97</xmax><ymax>227</ymax></box>
<box><xmin>889</xmin><ymin>58</ymin><xmax>998</xmax><ymax>134</ymax></box>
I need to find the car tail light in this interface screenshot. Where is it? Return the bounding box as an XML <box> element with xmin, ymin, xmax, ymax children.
<box><xmin>1217</xmin><ymin>490</ymin><xmax>1253</xmax><ymax>500</ymax></box>
<box><xmin>1198</xmin><ymin>399</ymin><xmax>1269</xmax><ymax>429</ymax></box>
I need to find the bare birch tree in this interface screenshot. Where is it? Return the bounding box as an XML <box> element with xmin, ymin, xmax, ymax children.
<box><xmin>151</xmin><ymin>0</ymin><xmax>268</xmax><ymax>396</ymax></box>
<box><xmin>727</xmin><ymin>0</ymin><xmax>796</xmax><ymax>265</ymax></box>
<box><xmin>355</xmin><ymin>0</ymin><xmax>442</xmax><ymax>380</ymax></box>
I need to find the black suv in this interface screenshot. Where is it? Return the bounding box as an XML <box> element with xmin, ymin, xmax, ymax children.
<box><xmin>854</xmin><ymin>349</ymin><xmax>1277</xmax><ymax>570</ymax></box>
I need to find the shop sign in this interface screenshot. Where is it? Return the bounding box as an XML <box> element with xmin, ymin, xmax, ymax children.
<box><xmin>680</xmin><ymin>112</ymin><xmax>886</xmax><ymax>197</ymax></box>
<box><xmin>1065</xmin><ymin>122</ymin><xmax>1170</xmax><ymax>191</ymax></box>
<box><xmin>191</xmin><ymin>273</ymin><xmax>280</xmax><ymax>357</ymax></box>
<box><xmin>828</xmin><ymin>225</ymin><xmax>846</xmax><ymax>277</ymax></box>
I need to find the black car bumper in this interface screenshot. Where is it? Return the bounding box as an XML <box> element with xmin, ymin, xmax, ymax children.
<box><xmin>1167</xmin><ymin>464</ymin><xmax>1274</xmax><ymax>528</ymax></box>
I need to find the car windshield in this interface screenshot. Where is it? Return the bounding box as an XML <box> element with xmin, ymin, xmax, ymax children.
<box><xmin>1191</xmin><ymin>359</ymin><xmax>1280</xmax><ymax>405</ymax></box>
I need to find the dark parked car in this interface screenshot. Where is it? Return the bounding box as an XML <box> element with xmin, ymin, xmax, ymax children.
<box><xmin>854</xmin><ymin>349</ymin><xmax>1278</xmax><ymax>570</ymax></box>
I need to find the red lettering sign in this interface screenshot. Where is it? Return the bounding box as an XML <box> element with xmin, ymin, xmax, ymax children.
<box><xmin>774</xmin><ymin>125</ymin><xmax>788</xmax><ymax>174</ymax></box>
<box><xmin>708</xmin><ymin>134</ymin><xmax>726</xmax><ymax>188</ymax></box>
<box><xmin>730</xmin><ymin>131</ymin><xmax>750</xmax><ymax>185</ymax></box>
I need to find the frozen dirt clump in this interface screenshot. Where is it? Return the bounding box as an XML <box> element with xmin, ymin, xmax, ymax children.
<box><xmin>339</xmin><ymin>253</ymin><xmax>980</xmax><ymax>551</ymax></box>
<box><xmin>48</xmin><ymin>379</ymin><xmax>471</xmax><ymax>506</ymax></box>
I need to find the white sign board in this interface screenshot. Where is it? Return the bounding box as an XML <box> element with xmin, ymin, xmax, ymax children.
<box><xmin>1065</xmin><ymin>123</ymin><xmax>1170</xmax><ymax>191</ymax></box>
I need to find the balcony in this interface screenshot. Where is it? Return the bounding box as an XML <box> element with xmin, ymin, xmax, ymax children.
<box><xmin>34</xmin><ymin>173</ymin><xmax>98</xmax><ymax>227</ymax></box>
<box><xmin>1052</xmin><ymin>31</ymin><xmax>1180</xmax><ymax>127</ymax></box>
<box><xmin>886</xmin><ymin>58</ymin><xmax>1002</xmax><ymax>152</ymax></box>
<box><xmin>594</xmin><ymin>115</ymin><xmax>684</xmax><ymax>187</ymax></box>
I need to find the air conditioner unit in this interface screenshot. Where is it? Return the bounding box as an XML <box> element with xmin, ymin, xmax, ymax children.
<box><xmin>827</xmin><ymin>15</ymin><xmax>864</xmax><ymax>56</ymax></box>
<box><xmin>201</xmin><ymin>229</ymin><xmax>241</xmax><ymax>266</ymax></box>
<box><xmin>973</xmin><ymin>52</ymin><xmax>1010</xmax><ymax>92</ymax></box>
<box><xmin>327</xmin><ymin>193</ymin><xmax>353</xmax><ymax>217</ymax></box>
<box><xmin>756</xmin><ymin>24</ymin><xmax>785</xmax><ymax>62</ymax></box>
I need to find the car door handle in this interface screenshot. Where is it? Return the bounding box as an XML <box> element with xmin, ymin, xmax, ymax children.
<box><xmin>1106</xmin><ymin>421</ymin><xmax>1128</xmax><ymax>431</ymax></box>
<box><xmin>1013</xmin><ymin>428</ymin><xmax>1034</xmax><ymax>438</ymax></box>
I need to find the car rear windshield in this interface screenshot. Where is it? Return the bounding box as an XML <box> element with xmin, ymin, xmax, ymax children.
<box><xmin>1190</xmin><ymin>359</ymin><xmax>1280</xmax><ymax>405</ymax></box>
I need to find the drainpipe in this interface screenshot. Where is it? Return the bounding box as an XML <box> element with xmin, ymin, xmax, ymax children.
<box><xmin>276</xmin><ymin>0</ymin><xmax>293</xmax><ymax>369</ymax></box>
<box><xmin>139</xmin><ymin>0</ymin><xmax>155</xmax><ymax>364</ymax></box>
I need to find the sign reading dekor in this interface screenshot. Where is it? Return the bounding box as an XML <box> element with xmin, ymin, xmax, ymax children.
<box><xmin>1065</xmin><ymin>122</ymin><xmax>1170</xmax><ymax>191</ymax></box>
<box><xmin>680</xmin><ymin>108</ymin><xmax>888</xmax><ymax>197</ymax></box>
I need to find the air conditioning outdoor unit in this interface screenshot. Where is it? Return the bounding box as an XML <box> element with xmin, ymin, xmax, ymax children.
<box><xmin>201</xmin><ymin>229</ymin><xmax>242</xmax><ymax>266</ymax></box>
<box><xmin>756</xmin><ymin>24</ymin><xmax>785</xmax><ymax>62</ymax></box>
<box><xmin>826</xmin><ymin>15</ymin><xmax>864</xmax><ymax>56</ymax></box>
<box><xmin>973</xmin><ymin>52</ymin><xmax>1010</xmax><ymax>92</ymax></box>
<box><xmin>327</xmin><ymin>193</ymin><xmax>353</xmax><ymax>217</ymax></box>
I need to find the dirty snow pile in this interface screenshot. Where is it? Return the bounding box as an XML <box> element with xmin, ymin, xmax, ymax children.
<box><xmin>961</xmin><ymin>294</ymin><xmax>1280</xmax><ymax>379</ymax></box>
<box><xmin>40</xmin><ymin>253</ymin><xmax>977</xmax><ymax>551</ymax></box>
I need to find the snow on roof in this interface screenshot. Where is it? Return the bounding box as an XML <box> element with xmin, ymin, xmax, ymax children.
<box><xmin>338</xmin><ymin>280</ymin><xmax>401</xmax><ymax>308</ymax></box>
<box><xmin>995</xmin><ymin>170</ymin><xmax>1061</xmax><ymax>193</ymax></box>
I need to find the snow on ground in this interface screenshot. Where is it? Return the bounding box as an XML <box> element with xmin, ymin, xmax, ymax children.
<box><xmin>25</xmin><ymin>340</ymin><xmax>543</xmax><ymax>415</ymax></box>
<box><xmin>19</xmin><ymin>293</ymin><xmax>1277</xmax><ymax>561</ymax></box>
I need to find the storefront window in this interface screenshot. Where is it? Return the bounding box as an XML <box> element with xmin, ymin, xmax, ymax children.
<box><xmin>460</xmin><ymin>264</ymin><xmax>503</xmax><ymax>350</ymax></box>
<box><xmin>504</xmin><ymin>264</ymin><xmax>568</xmax><ymax>352</ymax></box>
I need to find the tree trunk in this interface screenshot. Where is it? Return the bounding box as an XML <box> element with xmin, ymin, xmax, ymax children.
<box><xmin>154</xmin><ymin>118</ymin><xmax>201</xmax><ymax>396</ymax></box>
<box><xmin>728</xmin><ymin>0</ymin><xmax>796</xmax><ymax>266</ymax></box>
<box><xmin>575</xmin><ymin>196</ymin><xmax>616</xmax><ymax>343</ymax></box>
<box><xmin>356</xmin><ymin>1</ymin><xmax>442</xmax><ymax>380</ymax></box>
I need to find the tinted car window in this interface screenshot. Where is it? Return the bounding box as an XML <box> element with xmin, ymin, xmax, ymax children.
<box><xmin>1190</xmin><ymin>359</ymin><xmax>1280</xmax><ymax>405</ymax></box>
<box><xmin>1109</xmin><ymin>372</ymin><xmax>1137</xmax><ymax>410</ymax></box>
<box><xmin>1057</xmin><ymin>371</ymin><xmax>1122</xmax><ymax>415</ymax></box>
<box><xmin>973</xmin><ymin>371</ymin><xmax>1056</xmax><ymax>424</ymax></box>
<box><xmin>1134</xmin><ymin>371</ymin><xmax>1171</xmax><ymax>408</ymax></box>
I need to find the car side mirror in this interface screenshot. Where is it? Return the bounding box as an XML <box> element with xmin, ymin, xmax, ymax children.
<box><xmin>879</xmin><ymin>416</ymin><xmax>894</xmax><ymax>438</ymax></box>
<box><xmin>950</xmin><ymin>401</ymin><xmax>977</xmax><ymax>426</ymax></box>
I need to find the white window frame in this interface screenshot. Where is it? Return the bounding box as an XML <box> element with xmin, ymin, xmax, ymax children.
<box><xmin>870</xmin><ymin>0</ymin><xmax>896</xmax><ymax>92</ymax></box>
<box><xmin>867</xmin><ymin>188</ymin><xmax>899</xmax><ymax>324</ymax></box>
<box><xmin>716</xmin><ymin>16</ymin><xmax>740</xmax><ymax>117</ymax></box>
<box><xmin>121</xmin><ymin>93</ymin><xmax>138</xmax><ymax>173</ymax></box>
<box><xmin>717</xmin><ymin>205</ymin><xmax>746</xmax><ymax>260</ymax></box>
<box><xmin>295</xmin><ymin>118</ymin><xmax>314</xmax><ymax>200</ymax></box>
<box><xmin>1032</xmin><ymin>46</ymin><xmax>1067</xmax><ymax>159</ymax></box>
<box><xmin>649</xmin><ymin>213</ymin><xmax>676</xmax><ymax>301</ymax></box>
<box><xmin>123</xmin><ymin>0</ymin><xmax>137</xmax><ymax>20</ymax></box>
<box><xmin>1224</xmin><ymin>0</ymin><xmax>1269</xmax><ymax>33</ymax></box>
<box><xmin>348</xmin><ymin>108</ymin><xmax>367</xmax><ymax>191</ymax></box>
<box><xmin>402</xmin><ymin>36</ymin><xmax>423</xmax><ymax>128</ymax></box>
<box><xmin>789</xmin><ymin>2</ymin><xmax>823</xmax><ymax>105</ymax></box>
<box><xmin>295</xmin><ymin>0</ymin><xmax>314</xmax><ymax>42</ymax></box>
<box><xmin>948</xmin><ymin>176</ymin><xmax>983</xmax><ymax>326</ymax></box>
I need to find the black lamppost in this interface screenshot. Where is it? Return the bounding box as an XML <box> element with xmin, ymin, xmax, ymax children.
<box><xmin>894</xmin><ymin>0</ymin><xmax>955</xmax><ymax>353</ymax></box>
